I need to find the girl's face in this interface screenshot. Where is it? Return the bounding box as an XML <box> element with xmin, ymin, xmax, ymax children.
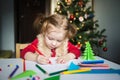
<box><xmin>44</xmin><ymin>25</ymin><xmax>66</xmax><ymax>49</ymax></box>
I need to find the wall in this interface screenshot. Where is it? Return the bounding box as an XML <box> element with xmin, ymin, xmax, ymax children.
<box><xmin>0</xmin><ymin>0</ymin><xmax>15</xmax><ymax>52</ymax></box>
<box><xmin>50</xmin><ymin>0</ymin><xmax>57</xmax><ymax>14</ymax></box>
<box><xmin>94</xmin><ymin>0</ymin><xmax>120</xmax><ymax>64</ymax></box>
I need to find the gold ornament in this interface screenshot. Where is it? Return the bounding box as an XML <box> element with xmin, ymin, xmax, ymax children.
<box><xmin>59</xmin><ymin>10</ymin><xmax>62</xmax><ymax>13</ymax></box>
<box><xmin>79</xmin><ymin>36</ymin><xmax>82</xmax><ymax>39</ymax></box>
<box><xmin>57</xmin><ymin>1</ymin><xmax>60</xmax><ymax>5</ymax></box>
<box><xmin>77</xmin><ymin>27</ymin><xmax>79</xmax><ymax>30</ymax></box>
<box><xmin>75</xmin><ymin>12</ymin><xmax>79</xmax><ymax>16</ymax></box>
<box><xmin>74</xmin><ymin>17</ymin><xmax>76</xmax><ymax>20</ymax></box>
<box><xmin>81</xmin><ymin>23</ymin><xmax>84</xmax><ymax>27</ymax></box>
<box><xmin>57</xmin><ymin>5</ymin><xmax>61</xmax><ymax>11</ymax></box>
<box><xmin>65</xmin><ymin>0</ymin><xmax>72</xmax><ymax>5</ymax></box>
<box><xmin>70</xmin><ymin>20</ymin><xmax>73</xmax><ymax>23</ymax></box>
<box><xmin>80</xmin><ymin>44</ymin><xmax>82</xmax><ymax>47</ymax></box>
<box><xmin>78</xmin><ymin>42</ymin><xmax>80</xmax><ymax>44</ymax></box>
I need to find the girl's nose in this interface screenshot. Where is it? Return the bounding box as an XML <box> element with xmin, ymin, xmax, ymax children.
<box><xmin>52</xmin><ymin>41</ymin><xmax>57</xmax><ymax>45</ymax></box>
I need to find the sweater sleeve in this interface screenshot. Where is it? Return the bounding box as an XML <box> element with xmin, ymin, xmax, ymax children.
<box><xmin>20</xmin><ymin>38</ymin><xmax>38</xmax><ymax>59</ymax></box>
<box><xmin>68</xmin><ymin>41</ymin><xmax>81</xmax><ymax>59</ymax></box>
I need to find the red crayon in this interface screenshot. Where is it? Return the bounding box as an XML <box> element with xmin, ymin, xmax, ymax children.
<box><xmin>32</xmin><ymin>45</ymin><xmax>51</xmax><ymax>64</ymax></box>
<box><xmin>23</xmin><ymin>59</ymin><xmax>26</xmax><ymax>71</ymax></box>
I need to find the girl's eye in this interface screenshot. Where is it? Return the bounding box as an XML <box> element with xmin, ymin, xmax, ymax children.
<box><xmin>57</xmin><ymin>40</ymin><xmax>62</xmax><ymax>42</ymax></box>
<box><xmin>48</xmin><ymin>37</ymin><xmax>54</xmax><ymax>40</ymax></box>
<box><xmin>47</xmin><ymin>36</ymin><xmax>62</xmax><ymax>42</ymax></box>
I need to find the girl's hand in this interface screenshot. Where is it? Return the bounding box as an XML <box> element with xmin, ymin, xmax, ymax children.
<box><xmin>36</xmin><ymin>55</ymin><xmax>50</xmax><ymax>65</ymax></box>
<box><xmin>56</xmin><ymin>53</ymin><xmax>75</xmax><ymax>64</ymax></box>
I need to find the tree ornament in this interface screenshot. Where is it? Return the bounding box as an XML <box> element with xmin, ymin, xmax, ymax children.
<box><xmin>75</xmin><ymin>12</ymin><xmax>79</xmax><ymax>16</ymax></box>
<box><xmin>74</xmin><ymin>17</ymin><xmax>76</xmax><ymax>20</ymax></box>
<box><xmin>70</xmin><ymin>20</ymin><xmax>73</xmax><ymax>23</ymax></box>
<box><xmin>57</xmin><ymin>1</ymin><xmax>60</xmax><ymax>5</ymax></box>
<box><xmin>56</xmin><ymin>5</ymin><xmax>61</xmax><ymax>11</ymax></box>
<box><xmin>78</xmin><ymin>0</ymin><xmax>83</xmax><ymax>7</ymax></box>
<box><xmin>76</xmin><ymin>42</ymin><xmax>81</xmax><ymax>49</ymax></box>
<box><xmin>65</xmin><ymin>0</ymin><xmax>72</xmax><ymax>5</ymax></box>
<box><xmin>84</xmin><ymin>14</ymin><xmax>88</xmax><ymax>19</ymax></box>
<box><xmin>79</xmin><ymin>36</ymin><xmax>82</xmax><ymax>39</ymax></box>
<box><xmin>87</xmin><ymin>14</ymin><xmax>94</xmax><ymax>19</ymax></box>
<box><xmin>77</xmin><ymin>27</ymin><xmax>80</xmax><ymax>30</ymax></box>
<box><xmin>103</xmin><ymin>47</ymin><xmax>107</xmax><ymax>52</ymax></box>
<box><xmin>79</xmin><ymin>16</ymin><xmax>84</xmax><ymax>22</ymax></box>
<box><xmin>98</xmin><ymin>40</ymin><xmax>103</xmax><ymax>46</ymax></box>
<box><xmin>81</xmin><ymin>23</ymin><xmax>84</xmax><ymax>27</ymax></box>
<box><xmin>59</xmin><ymin>10</ymin><xmax>62</xmax><ymax>13</ymax></box>
<box><xmin>70</xmin><ymin>14</ymin><xmax>74</xmax><ymax>20</ymax></box>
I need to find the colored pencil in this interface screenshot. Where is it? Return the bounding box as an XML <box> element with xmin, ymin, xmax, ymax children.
<box><xmin>79</xmin><ymin>63</ymin><xmax>109</xmax><ymax>67</ymax></box>
<box><xmin>81</xmin><ymin>66</ymin><xmax>110</xmax><ymax>69</ymax></box>
<box><xmin>81</xmin><ymin>60</ymin><xmax>104</xmax><ymax>64</ymax></box>
<box><xmin>35</xmin><ymin>64</ymin><xmax>47</xmax><ymax>74</ymax></box>
<box><xmin>32</xmin><ymin>45</ymin><xmax>51</xmax><ymax>64</ymax></box>
<box><xmin>49</xmin><ymin>69</ymin><xmax>67</xmax><ymax>76</ymax></box>
<box><xmin>79</xmin><ymin>69</ymin><xmax>120</xmax><ymax>74</ymax></box>
<box><xmin>62</xmin><ymin>68</ymin><xmax>91</xmax><ymax>74</ymax></box>
<box><xmin>23</xmin><ymin>59</ymin><xmax>26</xmax><ymax>71</ymax></box>
<box><xmin>9</xmin><ymin>65</ymin><xmax>19</xmax><ymax>78</ymax></box>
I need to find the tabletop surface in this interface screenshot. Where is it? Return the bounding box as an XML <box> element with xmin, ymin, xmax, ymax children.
<box><xmin>0</xmin><ymin>56</ymin><xmax>120</xmax><ymax>80</ymax></box>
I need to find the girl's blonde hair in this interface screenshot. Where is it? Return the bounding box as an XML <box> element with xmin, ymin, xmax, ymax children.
<box><xmin>33</xmin><ymin>13</ymin><xmax>77</xmax><ymax>39</ymax></box>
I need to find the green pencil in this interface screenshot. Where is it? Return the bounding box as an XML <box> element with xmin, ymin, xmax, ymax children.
<box><xmin>35</xmin><ymin>64</ymin><xmax>47</xmax><ymax>74</ymax></box>
<box><xmin>35</xmin><ymin>64</ymin><xmax>67</xmax><ymax>76</ymax></box>
<box><xmin>49</xmin><ymin>69</ymin><xmax>67</xmax><ymax>76</ymax></box>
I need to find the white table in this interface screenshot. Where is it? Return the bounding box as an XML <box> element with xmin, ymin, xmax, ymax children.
<box><xmin>60</xmin><ymin>56</ymin><xmax>120</xmax><ymax>80</ymax></box>
<box><xmin>0</xmin><ymin>56</ymin><xmax>120</xmax><ymax>80</ymax></box>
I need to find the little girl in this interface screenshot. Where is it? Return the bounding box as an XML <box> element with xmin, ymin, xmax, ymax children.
<box><xmin>21</xmin><ymin>14</ymin><xmax>81</xmax><ymax>64</ymax></box>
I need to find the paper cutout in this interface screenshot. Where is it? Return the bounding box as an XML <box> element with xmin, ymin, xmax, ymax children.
<box><xmin>10</xmin><ymin>70</ymin><xmax>37</xmax><ymax>80</ymax></box>
<box><xmin>68</xmin><ymin>62</ymin><xmax>80</xmax><ymax>70</ymax></box>
<box><xmin>44</xmin><ymin>75</ymin><xmax>60</xmax><ymax>80</ymax></box>
<box><xmin>82</xmin><ymin>41</ymin><xmax>96</xmax><ymax>60</ymax></box>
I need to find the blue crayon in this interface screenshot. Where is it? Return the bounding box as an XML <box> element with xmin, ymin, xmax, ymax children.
<box><xmin>81</xmin><ymin>60</ymin><xmax>104</xmax><ymax>64</ymax></box>
<box><xmin>79</xmin><ymin>69</ymin><xmax>120</xmax><ymax>74</ymax></box>
<box><xmin>9</xmin><ymin>65</ymin><xmax>19</xmax><ymax>78</ymax></box>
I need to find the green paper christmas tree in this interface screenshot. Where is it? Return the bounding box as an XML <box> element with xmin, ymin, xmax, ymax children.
<box><xmin>82</xmin><ymin>41</ymin><xmax>96</xmax><ymax>60</ymax></box>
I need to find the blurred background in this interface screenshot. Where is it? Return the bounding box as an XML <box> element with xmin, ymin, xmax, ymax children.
<box><xmin>0</xmin><ymin>0</ymin><xmax>120</xmax><ymax>64</ymax></box>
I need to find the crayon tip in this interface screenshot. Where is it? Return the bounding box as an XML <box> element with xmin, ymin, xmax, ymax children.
<box><xmin>49</xmin><ymin>61</ymin><xmax>52</xmax><ymax>64</ymax></box>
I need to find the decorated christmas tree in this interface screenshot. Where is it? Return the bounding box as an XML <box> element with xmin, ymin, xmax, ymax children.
<box><xmin>82</xmin><ymin>41</ymin><xmax>95</xmax><ymax>60</ymax></box>
<box><xmin>54</xmin><ymin>0</ymin><xmax>107</xmax><ymax>53</ymax></box>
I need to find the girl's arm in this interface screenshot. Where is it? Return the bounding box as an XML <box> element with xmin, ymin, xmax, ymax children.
<box><xmin>24</xmin><ymin>52</ymin><xmax>38</xmax><ymax>62</ymax></box>
<box><xmin>21</xmin><ymin>38</ymin><xmax>50</xmax><ymax>64</ymax></box>
<box><xmin>20</xmin><ymin>38</ymin><xmax>38</xmax><ymax>59</ymax></box>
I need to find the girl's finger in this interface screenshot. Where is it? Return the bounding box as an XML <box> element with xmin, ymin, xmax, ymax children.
<box><xmin>56</xmin><ymin>58</ymin><xmax>64</xmax><ymax>64</ymax></box>
<box><xmin>37</xmin><ymin>55</ymin><xmax>50</xmax><ymax>64</ymax></box>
